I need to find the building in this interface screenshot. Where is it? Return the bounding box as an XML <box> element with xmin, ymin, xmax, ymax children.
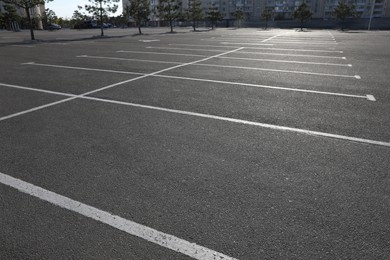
<box><xmin>121</xmin><ymin>0</ymin><xmax>390</xmax><ymax>26</ymax></box>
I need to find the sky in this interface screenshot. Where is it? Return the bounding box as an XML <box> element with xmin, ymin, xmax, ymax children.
<box><xmin>46</xmin><ymin>0</ymin><xmax>123</xmax><ymax>19</ymax></box>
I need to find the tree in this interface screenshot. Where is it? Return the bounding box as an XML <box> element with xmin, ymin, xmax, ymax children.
<box><xmin>261</xmin><ymin>8</ymin><xmax>273</xmax><ymax>30</ymax></box>
<box><xmin>206</xmin><ymin>4</ymin><xmax>223</xmax><ymax>30</ymax></box>
<box><xmin>125</xmin><ymin>0</ymin><xmax>151</xmax><ymax>34</ymax></box>
<box><xmin>233</xmin><ymin>9</ymin><xmax>245</xmax><ymax>28</ymax></box>
<box><xmin>293</xmin><ymin>2</ymin><xmax>312</xmax><ymax>31</ymax></box>
<box><xmin>84</xmin><ymin>0</ymin><xmax>119</xmax><ymax>37</ymax></box>
<box><xmin>3</xmin><ymin>0</ymin><xmax>53</xmax><ymax>40</ymax></box>
<box><xmin>158</xmin><ymin>0</ymin><xmax>182</xmax><ymax>33</ymax></box>
<box><xmin>187</xmin><ymin>0</ymin><xmax>203</xmax><ymax>31</ymax></box>
<box><xmin>333</xmin><ymin>0</ymin><xmax>358</xmax><ymax>31</ymax></box>
<box><xmin>41</xmin><ymin>8</ymin><xmax>57</xmax><ymax>29</ymax></box>
<box><xmin>0</xmin><ymin>4</ymin><xmax>21</xmax><ymax>30</ymax></box>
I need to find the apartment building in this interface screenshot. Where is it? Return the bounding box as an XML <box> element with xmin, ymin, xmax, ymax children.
<box><xmin>0</xmin><ymin>1</ymin><xmax>45</xmax><ymax>29</ymax></box>
<box><xmin>122</xmin><ymin>0</ymin><xmax>389</xmax><ymax>24</ymax></box>
<box><xmin>264</xmin><ymin>0</ymin><xmax>389</xmax><ymax>19</ymax></box>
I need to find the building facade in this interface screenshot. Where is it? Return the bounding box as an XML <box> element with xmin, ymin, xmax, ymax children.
<box><xmin>122</xmin><ymin>0</ymin><xmax>390</xmax><ymax>25</ymax></box>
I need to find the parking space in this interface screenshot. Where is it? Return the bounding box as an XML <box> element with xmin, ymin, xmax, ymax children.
<box><xmin>1</xmin><ymin>28</ymin><xmax>389</xmax><ymax>259</ymax></box>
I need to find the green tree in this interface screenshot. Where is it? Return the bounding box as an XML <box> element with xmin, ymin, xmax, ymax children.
<box><xmin>84</xmin><ymin>0</ymin><xmax>119</xmax><ymax>37</ymax></box>
<box><xmin>0</xmin><ymin>4</ymin><xmax>21</xmax><ymax>30</ymax></box>
<box><xmin>157</xmin><ymin>0</ymin><xmax>181</xmax><ymax>33</ymax></box>
<box><xmin>293</xmin><ymin>2</ymin><xmax>312</xmax><ymax>31</ymax></box>
<box><xmin>41</xmin><ymin>8</ymin><xmax>57</xmax><ymax>29</ymax></box>
<box><xmin>261</xmin><ymin>8</ymin><xmax>273</xmax><ymax>30</ymax></box>
<box><xmin>206</xmin><ymin>5</ymin><xmax>223</xmax><ymax>30</ymax></box>
<box><xmin>187</xmin><ymin>0</ymin><xmax>203</xmax><ymax>31</ymax></box>
<box><xmin>233</xmin><ymin>9</ymin><xmax>245</xmax><ymax>28</ymax></box>
<box><xmin>333</xmin><ymin>0</ymin><xmax>358</xmax><ymax>31</ymax></box>
<box><xmin>3</xmin><ymin>0</ymin><xmax>53</xmax><ymax>40</ymax></box>
<box><xmin>125</xmin><ymin>0</ymin><xmax>151</xmax><ymax>34</ymax></box>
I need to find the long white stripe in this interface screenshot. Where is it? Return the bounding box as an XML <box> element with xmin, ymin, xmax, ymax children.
<box><xmin>5</xmin><ymin>48</ymin><xmax>243</xmax><ymax>122</ymax></box>
<box><xmin>169</xmin><ymin>44</ymin><xmax>343</xmax><ymax>53</ymax></box>
<box><xmin>19</xmin><ymin>63</ymin><xmax>370</xmax><ymax>100</ymax></box>
<box><xmin>148</xmin><ymin>47</ymin><xmax>346</xmax><ymax>59</ymax></box>
<box><xmin>21</xmin><ymin>62</ymin><xmax>145</xmax><ymax>76</ymax></box>
<box><xmin>193</xmin><ymin>63</ymin><xmax>359</xmax><ymax>79</ymax></box>
<box><xmin>81</xmin><ymin>96</ymin><xmax>390</xmax><ymax>147</ymax></box>
<box><xmin>77</xmin><ymin>55</ymin><xmax>182</xmax><ymax>64</ymax></box>
<box><xmin>219</xmin><ymin>41</ymin><xmax>338</xmax><ymax>45</ymax></box>
<box><xmin>116</xmin><ymin>50</ymin><xmax>349</xmax><ymax>66</ymax></box>
<box><xmin>146</xmin><ymin>46</ymin><xmax>230</xmax><ymax>53</ymax></box>
<box><xmin>0</xmin><ymin>82</ymin><xmax>75</xmax><ymax>97</ymax></box>
<box><xmin>217</xmin><ymin>56</ymin><xmax>351</xmax><ymax>67</ymax></box>
<box><xmin>152</xmin><ymin>75</ymin><xmax>370</xmax><ymax>100</ymax></box>
<box><xmin>261</xmin><ymin>32</ymin><xmax>287</xmax><ymax>42</ymax></box>
<box><xmin>117</xmin><ymin>50</ymin><xmax>206</xmax><ymax>57</ymax></box>
<box><xmin>268</xmin><ymin>41</ymin><xmax>338</xmax><ymax>45</ymax></box>
<box><xmin>1</xmin><ymin>80</ymin><xmax>382</xmax><ymax>145</ymax></box>
<box><xmin>0</xmin><ymin>172</ymin><xmax>237</xmax><ymax>260</ymax></box>
<box><xmin>74</xmin><ymin>55</ymin><xmax>356</xmax><ymax>78</ymax></box>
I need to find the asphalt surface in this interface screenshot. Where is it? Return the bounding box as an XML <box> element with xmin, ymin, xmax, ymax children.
<box><xmin>0</xmin><ymin>27</ymin><xmax>390</xmax><ymax>259</ymax></box>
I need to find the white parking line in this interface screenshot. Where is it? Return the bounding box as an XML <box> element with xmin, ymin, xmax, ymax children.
<box><xmin>0</xmin><ymin>82</ymin><xmax>75</xmax><ymax>97</ymax></box>
<box><xmin>217</xmin><ymin>56</ymin><xmax>351</xmax><ymax>67</ymax></box>
<box><xmin>117</xmin><ymin>50</ymin><xmax>349</xmax><ymax>67</ymax></box>
<box><xmin>192</xmin><ymin>63</ymin><xmax>360</xmax><ymax>79</ymax></box>
<box><xmin>19</xmin><ymin>63</ymin><xmax>370</xmax><ymax>100</ymax></box>
<box><xmin>21</xmin><ymin>62</ymin><xmax>145</xmax><ymax>76</ymax></box>
<box><xmin>11</xmin><ymin>45</ymin><xmax>34</xmax><ymax>48</ymax></box>
<box><xmin>220</xmin><ymin>41</ymin><xmax>338</xmax><ymax>45</ymax></box>
<box><xmin>169</xmin><ymin>44</ymin><xmax>343</xmax><ymax>53</ymax></box>
<box><xmin>0</xmin><ymin>81</ymin><xmax>383</xmax><ymax>146</ymax></box>
<box><xmin>237</xmin><ymin>51</ymin><xmax>346</xmax><ymax>59</ymax></box>
<box><xmin>117</xmin><ymin>50</ymin><xmax>206</xmax><ymax>57</ymax></box>
<box><xmin>146</xmin><ymin>46</ymin><xmax>235</xmax><ymax>53</ymax></box>
<box><xmin>261</xmin><ymin>32</ymin><xmax>288</xmax><ymax>42</ymax></box>
<box><xmin>77</xmin><ymin>55</ymin><xmax>183</xmax><ymax>65</ymax></box>
<box><xmin>149</xmin><ymin>47</ymin><xmax>346</xmax><ymax>59</ymax></box>
<box><xmin>263</xmin><ymin>41</ymin><xmax>338</xmax><ymax>45</ymax></box>
<box><xmin>75</xmin><ymin>55</ymin><xmax>358</xmax><ymax>79</ymax></box>
<box><xmin>4</xmin><ymin>47</ymin><xmax>243</xmax><ymax>122</ymax></box>
<box><xmin>0</xmin><ymin>172</ymin><xmax>238</xmax><ymax>260</ymax></box>
<box><xmin>80</xmin><ymin>96</ymin><xmax>390</xmax><ymax>147</ymax></box>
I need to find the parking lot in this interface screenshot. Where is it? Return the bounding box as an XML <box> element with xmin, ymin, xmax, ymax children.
<box><xmin>1</xmin><ymin>27</ymin><xmax>389</xmax><ymax>259</ymax></box>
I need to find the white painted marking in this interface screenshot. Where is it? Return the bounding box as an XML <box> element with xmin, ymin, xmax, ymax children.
<box><xmin>146</xmin><ymin>46</ymin><xmax>229</xmax><ymax>53</ymax></box>
<box><xmin>152</xmin><ymin>74</ymin><xmax>370</xmax><ymax>99</ymax></box>
<box><xmin>193</xmin><ymin>63</ymin><xmax>359</xmax><ymax>79</ymax></box>
<box><xmin>147</xmin><ymin>47</ymin><xmax>346</xmax><ymax>59</ymax></box>
<box><xmin>21</xmin><ymin>63</ymin><xmax>370</xmax><ymax>100</ymax></box>
<box><xmin>169</xmin><ymin>44</ymin><xmax>344</xmax><ymax>53</ymax></box>
<box><xmin>220</xmin><ymin>41</ymin><xmax>338</xmax><ymax>45</ymax></box>
<box><xmin>218</xmin><ymin>56</ymin><xmax>351</xmax><ymax>67</ymax></box>
<box><xmin>12</xmin><ymin>45</ymin><xmax>34</xmax><ymax>48</ymax></box>
<box><xmin>139</xmin><ymin>39</ymin><xmax>160</xmax><ymax>42</ymax></box>
<box><xmin>220</xmin><ymin>41</ymin><xmax>273</xmax><ymax>46</ymax></box>
<box><xmin>77</xmin><ymin>55</ymin><xmax>182</xmax><ymax>65</ymax></box>
<box><xmin>366</xmin><ymin>95</ymin><xmax>376</xmax><ymax>101</ymax></box>
<box><xmin>81</xmin><ymin>96</ymin><xmax>390</xmax><ymax>147</ymax></box>
<box><xmin>21</xmin><ymin>62</ymin><xmax>144</xmax><ymax>76</ymax></box>
<box><xmin>0</xmin><ymin>172</ymin><xmax>237</xmax><ymax>260</ymax></box>
<box><xmin>0</xmin><ymin>97</ymin><xmax>76</xmax><ymax>122</ymax></box>
<box><xmin>261</xmin><ymin>32</ymin><xmax>288</xmax><ymax>42</ymax></box>
<box><xmin>5</xmin><ymin>48</ymin><xmax>243</xmax><ymax>121</ymax></box>
<box><xmin>0</xmin><ymin>82</ymin><xmax>381</xmax><ymax>146</ymax></box>
<box><xmin>0</xmin><ymin>82</ymin><xmax>75</xmax><ymax>97</ymax></box>
<box><xmin>75</xmin><ymin>54</ymin><xmax>356</xmax><ymax>78</ymax></box>
<box><xmin>117</xmin><ymin>50</ymin><xmax>206</xmax><ymax>57</ymax></box>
